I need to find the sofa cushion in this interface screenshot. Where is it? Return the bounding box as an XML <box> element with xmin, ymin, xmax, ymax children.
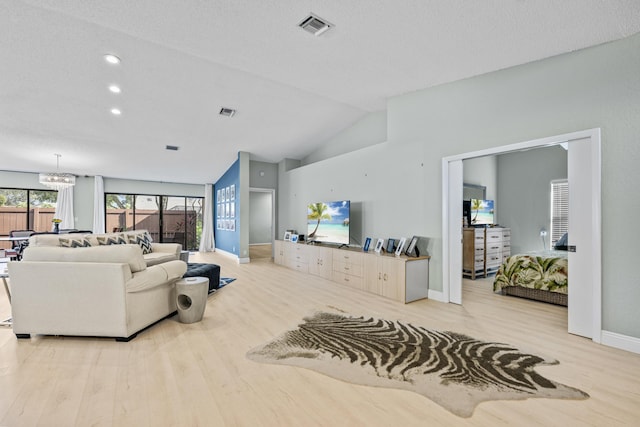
<box><xmin>144</xmin><ymin>251</ymin><xmax>178</xmax><ymax>266</ymax></box>
<box><xmin>59</xmin><ymin>237</ymin><xmax>92</xmax><ymax>248</ymax></box>
<box><xmin>22</xmin><ymin>244</ymin><xmax>147</xmax><ymax>273</ymax></box>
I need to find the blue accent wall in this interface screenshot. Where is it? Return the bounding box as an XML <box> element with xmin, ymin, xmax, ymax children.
<box><xmin>214</xmin><ymin>157</ymin><xmax>240</xmax><ymax>256</ymax></box>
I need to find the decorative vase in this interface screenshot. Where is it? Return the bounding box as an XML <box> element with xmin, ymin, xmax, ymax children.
<box><xmin>53</xmin><ymin>223</ymin><xmax>59</xmax><ymax>234</ymax></box>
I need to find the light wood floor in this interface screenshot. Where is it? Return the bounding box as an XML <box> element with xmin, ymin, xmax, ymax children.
<box><xmin>0</xmin><ymin>253</ymin><xmax>639</xmax><ymax>426</ymax></box>
<box><xmin>249</xmin><ymin>243</ymin><xmax>272</xmax><ymax>260</ymax></box>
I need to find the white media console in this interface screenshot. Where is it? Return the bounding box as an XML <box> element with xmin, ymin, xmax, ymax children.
<box><xmin>274</xmin><ymin>240</ymin><xmax>430</xmax><ymax>303</ymax></box>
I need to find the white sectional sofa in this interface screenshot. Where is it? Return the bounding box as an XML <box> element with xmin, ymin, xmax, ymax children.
<box><xmin>8</xmin><ymin>243</ymin><xmax>187</xmax><ymax>341</ymax></box>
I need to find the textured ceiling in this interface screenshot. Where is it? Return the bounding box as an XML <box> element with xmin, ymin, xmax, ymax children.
<box><xmin>2</xmin><ymin>0</ymin><xmax>640</xmax><ymax>184</ymax></box>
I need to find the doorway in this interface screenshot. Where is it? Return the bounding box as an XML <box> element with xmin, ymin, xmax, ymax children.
<box><xmin>249</xmin><ymin>188</ymin><xmax>275</xmax><ymax>260</ymax></box>
<box><xmin>442</xmin><ymin>129</ymin><xmax>601</xmax><ymax>342</ymax></box>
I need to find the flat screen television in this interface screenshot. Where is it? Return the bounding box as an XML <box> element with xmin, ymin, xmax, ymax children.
<box><xmin>470</xmin><ymin>199</ymin><xmax>494</xmax><ymax>226</ymax></box>
<box><xmin>307</xmin><ymin>200</ymin><xmax>350</xmax><ymax>245</ymax></box>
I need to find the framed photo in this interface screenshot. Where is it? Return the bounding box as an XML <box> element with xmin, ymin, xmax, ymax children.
<box><xmin>217</xmin><ymin>189</ymin><xmax>221</xmax><ymax>201</ymax></box>
<box><xmin>230</xmin><ymin>184</ymin><xmax>235</xmax><ymax>201</ymax></box>
<box><xmin>386</xmin><ymin>238</ymin><xmax>396</xmax><ymax>254</ymax></box>
<box><xmin>224</xmin><ymin>202</ymin><xmax>229</xmax><ymax>218</ymax></box>
<box><xmin>284</xmin><ymin>231</ymin><xmax>291</xmax><ymax>241</ymax></box>
<box><xmin>395</xmin><ymin>237</ymin><xmax>407</xmax><ymax>257</ymax></box>
<box><xmin>406</xmin><ymin>236</ymin><xmax>420</xmax><ymax>257</ymax></box>
<box><xmin>374</xmin><ymin>238</ymin><xmax>384</xmax><ymax>254</ymax></box>
<box><xmin>229</xmin><ymin>220</ymin><xmax>235</xmax><ymax>231</ymax></box>
<box><xmin>217</xmin><ymin>204</ymin><xmax>221</xmax><ymax>218</ymax></box>
<box><xmin>290</xmin><ymin>234</ymin><xmax>299</xmax><ymax>243</ymax></box>
<box><xmin>230</xmin><ymin>202</ymin><xmax>235</xmax><ymax>218</ymax></box>
<box><xmin>363</xmin><ymin>237</ymin><xmax>372</xmax><ymax>252</ymax></box>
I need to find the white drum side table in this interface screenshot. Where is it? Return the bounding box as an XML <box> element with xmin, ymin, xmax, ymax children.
<box><xmin>175</xmin><ymin>277</ymin><xmax>209</xmax><ymax>323</ymax></box>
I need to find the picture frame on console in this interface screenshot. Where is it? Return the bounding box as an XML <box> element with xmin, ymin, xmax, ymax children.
<box><xmin>363</xmin><ymin>237</ymin><xmax>372</xmax><ymax>252</ymax></box>
<box><xmin>374</xmin><ymin>238</ymin><xmax>384</xmax><ymax>253</ymax></box>
<box><xmin>290</xmin><ymin>234</ymin><xmax>299</xmax><ymax>243</ymax></box>
<box><xmin>395</xmin><ymin>237</ymin><xmax>407</xmax><ymax>257</ymax></box>
<box><xmin>405</xmin><ymin>236</ymin><xmax>420</xmax><ymax>257</ymax></box>
<box><xmin>284</xmin><ymin>231</ymin><xmax>291</xmax><ymax>241</ymax></box>
<box><xmin>386</xmin><ymin>238</ymin><xmax>396</xmax><ymax>254</ymax></box>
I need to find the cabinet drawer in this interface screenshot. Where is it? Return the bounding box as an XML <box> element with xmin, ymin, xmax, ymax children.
<box><xmin>486</xmin><ymin>254</ymin><xmax>502</xmax><ymax>268</ymax></box>
<box><xmin>333</xmin><ymin>260</ymin><xmax>363</xmax><ymax>277</ymax></box>
<box><xmin>486</xmin><ymin>243</ymin><xmax>501</xmax><ymax>252</ymax></box>
<box><xmin>474</xmin><ymin>247</ymin><xmax>485</xmax><ymax>256</ymax></box>
<box><xmin>333</xmin><ymin>251</ymin><xmax>363</xmax><ymax>266</ymax></box>
<box><xmin>486</xmin><ymin>230</ymin><xmax>503</xmax><ymax>242</ymax></box>
<box><xmin>332</xmin><ymin>271</ymin><xmax>363</xmax><ymax>289</ymax></box>
<box><xmin>285</xmin><ymin>258</ymin><xmax>308</xmax><ymax>273</ymax></box>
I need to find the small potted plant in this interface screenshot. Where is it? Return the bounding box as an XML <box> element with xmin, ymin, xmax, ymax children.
<box><xmin>52</xmin><ymin>218</ymin><xmax>62</xmax><ymax>233</ymax></box>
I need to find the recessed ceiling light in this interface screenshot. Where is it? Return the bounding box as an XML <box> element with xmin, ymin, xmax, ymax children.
<box><xmin>111</xmin><ymin>108</ymin><xmax>122</xmax><ymax>115</ymax></box>
<box><xmin>109</xmin><ymin>85</ymin><xmax>121</xmax><ymax>94</ymax></box>
<box><xmin>104</xmin><ymin>54</ymin><xmax>121</xmax><ymax>65</ymax></box>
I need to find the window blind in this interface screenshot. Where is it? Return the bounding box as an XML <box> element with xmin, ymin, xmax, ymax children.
<box><xmin>550</xmin><ymin>180</ymin><xmax>569</xmax><ymax>246</ymax></box>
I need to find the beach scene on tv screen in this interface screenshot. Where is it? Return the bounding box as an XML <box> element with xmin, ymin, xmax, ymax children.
<box><xmin>307</xmin><ymin>200</ymin><xmax>350</xmax><ymax>244</ymax></box>
<box><xmin>471</xmin><ymin>199</ymin><xmax>494</xmax><ymax>225</ymax></box>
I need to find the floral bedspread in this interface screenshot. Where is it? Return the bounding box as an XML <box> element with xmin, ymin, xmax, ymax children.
<box><xmin>493</xmin><ymin>252</ymin><xmax>568</xmax><ymax>294</ymax></box>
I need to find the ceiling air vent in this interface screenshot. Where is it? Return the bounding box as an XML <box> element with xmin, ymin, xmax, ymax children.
<box><xmin>219</xmin><ymin>107</ymin><xmax>236</xmax><ymax>117</ymax></box>
<box><xmin>165</xmin><ymin>145</ymin><xmax>179</xmax><ymax>151</ymax></box>
<box><xmin>298</xmin><ymin>14</ymin><xmax>333</xmax><ymax>36</ymax></box>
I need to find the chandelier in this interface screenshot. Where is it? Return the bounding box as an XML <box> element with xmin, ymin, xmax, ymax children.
<box><xmin>39</xmin><ymin>154</ymin><xmax>76</xmax><ymax>191</ymax></box>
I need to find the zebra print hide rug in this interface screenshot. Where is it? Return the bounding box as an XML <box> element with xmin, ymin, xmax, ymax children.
<box><xmin>246</xmin><ymin>312</ymin><xmax>588</xmax><ymax>418</ymax></box>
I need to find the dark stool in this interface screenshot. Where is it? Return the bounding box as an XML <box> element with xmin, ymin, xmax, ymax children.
<box><xmin>184</xmin><ymin>263</ymin><xmax>221</xmax><ymax>293</ymax></box>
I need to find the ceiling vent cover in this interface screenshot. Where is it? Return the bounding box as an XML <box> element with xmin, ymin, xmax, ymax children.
<box><xmin>299</xmin><ymin>14</ymin><xmax>333</xmax><ymax>36</ymax></box>
<box><xmin>219</xmin><ymin>107</ymin><xmax>236</xmax><ymax>117</ymax></box>
<box><xmin>166</xmin><ymin>145</ymin><xmax>179</xmax><ymax>151</ymax></box>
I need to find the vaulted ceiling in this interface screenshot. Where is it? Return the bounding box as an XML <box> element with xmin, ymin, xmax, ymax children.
<box><xmin>2</xmin><ymin>0</ymin><xmax>639</xmax><ymax>184</ymax></box>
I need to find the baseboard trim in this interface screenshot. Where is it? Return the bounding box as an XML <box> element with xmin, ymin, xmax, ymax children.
<box><xmin>215</xmin><ymin>248</ymin><xmax>239</xmax><ymax>262</ymax></box>
<box><xmin>428</xmin><ymin>289</ymin><xmax>445</xmax><ymax>302</ymax></box>
<box><xmin>601</xmin><ymin>330</ymin><xmax>640</xmax><ymax>355</ymax></box>
<box><xmin>239</xmin><ymin>257</ymin><xmax>250</xmax><ymax>264</ymax></box>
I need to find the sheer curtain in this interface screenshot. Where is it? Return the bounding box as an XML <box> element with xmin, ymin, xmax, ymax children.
<box><xmin>92</xmin><ymin>176</ymin><xmax>105</xmax><ymax>234</ymax></box>
<box><xmin>199</xmin><ymin>183</ymin><xmax>215</xmax><ymax>252</ymax></box>
<box><xmin>54</xmin><ymin>186</ymin><xmax>75</xmax><ymax>230</ymax></box>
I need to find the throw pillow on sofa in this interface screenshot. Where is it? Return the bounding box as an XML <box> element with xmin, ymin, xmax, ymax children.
<box><xmin>97</xmin><ymin>235</ymin><xmax>127</xmax><ymax>245</ymax></box>
<box><xmin>59</xmin><ymin>237</ymin><xmax>92</xmax><ymax>248</ymax></box>
<box><xmin>127</xmin><ymin>233</ymin><xmax>152</xmax><ymax>254</ymax></box>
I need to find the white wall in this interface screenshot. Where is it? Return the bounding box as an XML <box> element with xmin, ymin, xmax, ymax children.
<box><xmin>278</xmin><ymin>32</ymin><xmax>640</xmax><ymax>339</ymax></box>
<box><xmin>497</xmin><ymin>146</ymin><xmax>567</xmax><ymax>254</ymax></box>
<box><xmin>463</xmin><ymin>156</ymin><xmax>497</xmax><ymax>200</ymax></box>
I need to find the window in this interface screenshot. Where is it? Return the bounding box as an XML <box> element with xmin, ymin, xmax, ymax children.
<box><xmin>105</xmin><ymin>193</ymin><xmax>203</xmax><ymax>250</ymax></box>
<box><xmin>550</xmin><ymin>180</ymin><xmax>568</xmax><ymax>247</ymax></box>
<box><xmin>0</xmin><ymin>187</ymin><xmax>58</xmax><ymax>249</ymax></box>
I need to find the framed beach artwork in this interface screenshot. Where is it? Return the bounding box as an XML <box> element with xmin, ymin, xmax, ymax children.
<box><xmin>395</xmin><ymin>237</ymin><xmax>407</xmax><ymax>257</ymax></box>
<box><xmin>363</xmin><ymin>237</ymin><xmax>372</xmax><ymax>252</ymax></box>
<box><xmin>374</xmin><ymin>238</ymin><xmax>384</xmax><ymax>254</ymax></box>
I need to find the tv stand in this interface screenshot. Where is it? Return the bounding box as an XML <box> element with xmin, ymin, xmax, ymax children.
<box><xmin>274</xmin><ymin>240</ymin><xmax>430</xmax><ymax>303</ymax></box>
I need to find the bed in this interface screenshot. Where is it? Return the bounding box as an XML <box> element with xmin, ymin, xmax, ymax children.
<box><xmin>493</xmin><ymin>250</ymin><xmax>568</xmax><ymax>306</ymax></box>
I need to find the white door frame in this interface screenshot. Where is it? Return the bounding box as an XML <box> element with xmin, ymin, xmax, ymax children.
<box><xmin>442</xmin><ymin>128</ymin><xmax>602</xmax><ymax>343</ymax></box>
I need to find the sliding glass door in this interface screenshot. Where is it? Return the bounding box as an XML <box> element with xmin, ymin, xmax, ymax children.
<box><xmin>105</xmin><ymin>193</ymin><xmax>203</xmax><ymax>250</ymax></box>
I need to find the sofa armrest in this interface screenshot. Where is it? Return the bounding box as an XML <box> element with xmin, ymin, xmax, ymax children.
<box><xmin>158</xmin><ymin>260</ymin><xmax>188</xmax><ymax>281</ymax></box>
<box><xmin>151</xmin><ymin>243</ymin><xmax>181</xmax><ymax>256</ymax></box>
